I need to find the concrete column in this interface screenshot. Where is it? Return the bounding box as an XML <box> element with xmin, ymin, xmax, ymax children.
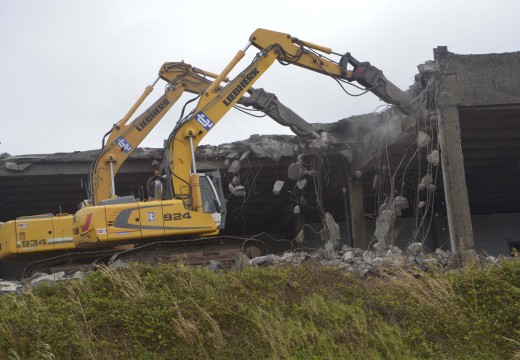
<box><xmin>436</xmin><ymin>74</ymin><xmax>478</xmax><ymax>268</ymax></box>
<box><xmin>347</xmin><ymin>174</ymin><xmax>369</xmax><ymax>250</ymax></box>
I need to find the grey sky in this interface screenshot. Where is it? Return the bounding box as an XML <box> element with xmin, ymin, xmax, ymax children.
<box><xmin>1</xmin><ymin>0</ymin><xmax>519</xmax><ymax>155</ymax></box>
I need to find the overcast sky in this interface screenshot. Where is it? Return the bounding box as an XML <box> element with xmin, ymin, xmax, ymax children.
<box><xmin>1</xmin><ymin>0</ymin><xmax>519</xmax><ymax>155</ymax></box>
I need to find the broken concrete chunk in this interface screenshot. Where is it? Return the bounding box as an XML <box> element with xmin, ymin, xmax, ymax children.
<box><xmin>272</xmin><ymin>180</ymin><xmax>284</xmax><ymax>195</ymax></box>
<box><xmin>226</xmin><ymin>151</ymin><xmax>240</xmax><ymax>160</ymax></box>
<box><xmin>249</xmin><ymin>254</ymin><xmax>282</xmax><ymax>267</ymax></box>
<box><xmin>392</xmin><ymin>196</ymin><xmax>409</xmax><ymax>210</ymax></box>
<box><xmin>227</xmin><ymin>160</ymin><xmax>240</xmax><ymax>174</ymax></box>
<box><xmin>109</xmin><ymin>259</ymin><xmax>130</xmax><ymax>269</ymax></box>
<box><xmin>417</xmin><ymin>131</ymin><xmax>431</xmax><ymax>148</ymax></box>
<box><xmin>207</xmin><ymin>260</ymin><xmax>223</xmax><ymax>272</ymax></box>
<box><xmin>309</xmin><ymin>137</ymin><xmax>327</xmax><ymax>150</ymax></box>
<box><xmin>0</xmin><ymin>280</ymin><xmax>22</xmax><ymax>293</ymax></box>
<box><xmin>293</xmin><ymin>205</ymin><xmax>300</xmax><ymax>215</ymax></box>
<box><xmin>239</xmin><ymin>150</ymin><xmax>250</xmax><ymax>162</ymax></box>
<box><xmin>372</xmin><ymin>174</ymin><xmax>379</xmax><ymax>189</ymax></box>
<box><xmin>233</xmin><ymin>252</ymin><xmax>251</xmax><ymax>271</ymax></box>
<box><xmin>296</xmin><ymin>178</ymin><xmax>307</xmax><ymax>190</ymax></box>
<box><xmin>342</xmin><ymin>251</ymin><xmax>356</xmax><ymax>263</ymax></box>
<box><xmin>30</xmin><ymin>271</ymin><xmax>66</xmax><ymax>287</ymax></box>
<box><xmin>426</xmin><ymin>149</ymin><xmax>440</xmax><ymax>166</ymax></box>
<box><xmin>224</xmin><ymin>158</ymin><xmax>230</xmax><ymax>166</ymax></box>
<box><xmin>231</xmin><ymin>176</ymin><xmax>241</xmax><ymax>186</ymax></box>
<box><xmin>374</xmin><ymin>209</ymin><xmax>397</xmax><ymax>244</ymax></box>
<box><xmin>5</xmin><ymin>162</ymin><xmax>31</xmax><ymax>172</ymax></box>
<box><xmin>229</xmin><ymin>183</ymin><xmax>246</xmax><ymax>197</ymax></box>
<box><xmin>320</xmin><ymin>213</ymin><xmax>340</xmax><ymax>249</ymax></box>
<box><xmin>288</xmin><ymin>162</ymin><xmax>307</xmax><ymax>180</ymax></box>
<box><xmin>419</xmin><ymin>174</ymin><xmax>433</xmax><ymax>190</ymax></box>
<box><xmin>294</xmin><ymin>229</ymin><xmax>305</xmax><ymax>243</ymax></box>
<box><xmin>407</xmin><ymin>242</ymin><xmax>424</xmax><ymax>257</ymax></box>
<box><xmin>340</xmin><ymin>149</ymin><xmax>353</xmax><ymax>162</ymax></box>
<box><xmin>383</xmin><ymin>253</ymin><xmax>407</xmax><ymax>267</ymax></box>
<box><xmin>248</xmin><ymin>138</ymin><xmax>294</xmax><ymax>161</ymax></box>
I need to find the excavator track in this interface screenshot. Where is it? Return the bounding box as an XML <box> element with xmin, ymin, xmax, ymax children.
<box><xmin>22</xmin><ymin>236</ymin><xmax>267</xmax><ymax>278</ymax></box>
<box><xmin>22</xmin><ymin>249</ymin><xmax>118</xmax><ymax>279</ymax></box>
<box><xmin>105</xmin><ymin>236</ymin><xmax>268</xmax><ymax>268</ymax></box>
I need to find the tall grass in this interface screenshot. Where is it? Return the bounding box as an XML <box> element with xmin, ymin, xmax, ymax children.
<box><xmin>0</xmin><ymin>260</ymin><xmax>518</xmax><ymax>359</ymax></box>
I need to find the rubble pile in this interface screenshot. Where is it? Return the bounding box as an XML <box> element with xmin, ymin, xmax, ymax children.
<box><xmin>0</xmin><ymin>244</ymin><xmax>505</xmax><ymax>295</ymax></box>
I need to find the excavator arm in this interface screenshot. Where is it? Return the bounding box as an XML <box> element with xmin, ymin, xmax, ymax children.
<box><xmin>249</xmin><ymin>29</ymin><xmax>413</xmax><ymax>114</ymax></box>
<box><xmin>167</xmin><ymin>28</ymin><xmax>412</xmax><ymax>195</ymax></box>
<box><xmin>89</xmin><ymin>62</ymin><xmax>225</xmax><ymax>205</ymax></box>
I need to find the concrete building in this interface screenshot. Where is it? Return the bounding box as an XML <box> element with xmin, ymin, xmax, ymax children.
<box><xmin>1</xmin><ymin>47</ymin><xmax>519</xmax><ymax>267</ymax></box>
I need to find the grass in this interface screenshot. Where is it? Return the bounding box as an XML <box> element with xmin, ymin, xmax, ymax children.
<box><xmin>0</xmin><ymin>260</ymin><xmax>518</xmax><ymax>359</ymax></box>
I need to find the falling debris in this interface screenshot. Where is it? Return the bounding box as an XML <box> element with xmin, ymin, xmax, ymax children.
<box><xmin>229</xmin><ymin>183</ymin><xmax>246</xmax><ymax>197</ymax></box>
<box><xmin>419</xmin><ymin>174</ymin><xmax>433</xmax><ymax>190</ymax></box>
<box><xmin>228</xmin><ymin>160</ymin><xmax>240</xmax><ymax>174</ymax></box>
<box><xmin>272</xmin><ymin>180</ymin><xmax>284</xmax><ymax>195</ymax></box>
<box><xmin>288</xmin><ymin>162</ymin><xmax>307</xmax><ymax>180</ymax></box>
<box><xmin>426</xmin><ymin>149</ymin><xmax>440</xmax><ymax>166</ymax></box>
<box><xmin>296</xmin><ymin>178</ymin><xmax>307</xmax><ymax>190</ymax></box>
<box><xmin>340</xmin><ymin>148</ymin><xmax>353</xmax><ymax>162</ymax></box>
<box><xmin>417</xmin><ymin>131</ymin><xmax>431</xmax><ymax>148</ymax></box>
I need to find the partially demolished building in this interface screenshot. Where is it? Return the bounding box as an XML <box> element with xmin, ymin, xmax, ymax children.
<box><xmin>1</xmin><ymin>47</ymin><xmax>520</xmax><ymax>268</ymax></box>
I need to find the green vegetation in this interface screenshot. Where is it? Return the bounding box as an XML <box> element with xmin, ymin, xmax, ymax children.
<box><xmin>0</xmin><ymin>260</ymin><xmax>519</xmax><ymax>359</ymax></box>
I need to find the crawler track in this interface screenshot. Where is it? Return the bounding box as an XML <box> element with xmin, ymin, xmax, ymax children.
<box><xmin>22</xmin><ymin>236</ymin><xmax>267</xmax><ymax>278</ymax></box>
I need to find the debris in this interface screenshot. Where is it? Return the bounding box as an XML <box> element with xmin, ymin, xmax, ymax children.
<box><xmin>419</xmin><ymin>174</ymin><xmax>433</xmax><ymax>190</ymax></box>
<box><xmin>320</xmin><ymin>213</ymin><xmax>340</xmax><ymax>249</ymax></box>
<box><xmin>418</xmin><ymin>201</ymin><xmax>426</xmax><ymax>209</ymax></box>
<box><xmin>239</xmin><ymin>150</ymin><xmax>250</xmax><ymax>161</ymax></box>
<box><xmin>30</xmin><ymin>271</ymin><xmax>66</xmax><ymax>287</ymax></box>
<box><xmin>229</xmin><ymin>184</ymin><xmax>246</xmax><ymax>197</ymax></box>
<box><xmin>374</xmin><ymin>209</ymin><xmax>397</xmax><ymax>244</ymax></box>
<box><xmin>233</xmin><ymin>252</ymin><xmax>251</xmax><ymax>271</ymax></box>
<box><xmin>109</xmin><ymin>259</ymin><xmax>130</xmax><ymax>269</ymax></box>
<box><xmin>288</xmin><ymin>162</ymin><xmax>307</xmax><ymax>180</ymax></box>
<box><xmin>296</xmin><ymin>178</ymin><xmax>307</xmax><ymax>190</ymax></box>
<box><xmin>407</xmin><ymin>242</ymin><xmax>424</xmax><ymax>257</ymax></box>
<box><xmin>340</xmin><ymin>148</ymin><xmax>353</xmax><ymax>162</ymax></box>
<box><xmin>231</xmin><ymin>176</ymin><xmax>240</xmax><ymax>186</ymax></box>
<box><xmin>354</xmin><ymin>170</ymin><xmax>363</xmax><ymax>178</ymax></box>
<box><xmin>5</xmin><ymin>162</ymin><xmax>31</xmax><ymax>172</ymax></box>
<box><xmin>227</xmin><ymin>160</ymin><xmax>240</xmax><ymax>174</ymax></box>
<box><xmin>249</xmin><ymin>254</ymin><xmax>282</xmax><ymax>267</ymax></box>
<box><xmin>427</xmin><ymin>149</ymin><xmax>440</xmax><ymax>166</ymax></box>
<box><xmin>293</xmin><ymin>205</ymin><xmax>301</xmax><ymax>215</ymax></box>
<box><xmin>207</xmin><ymin>260</ymin><xmax>223</xmax><ymax>272</ymax></box>
<box><xmin>417</xmin><ymin>131</ymin><xmax>431</xmax><ymax>148</ymax></box>
<box><xmin>0</xmin><ymin>280</ymin><xmax>21</xmax><ymax>293</ymax></box>
<box><xmin>272</xmin><ymin>180</ymin><xmax>284</xmax><ymax>195</ymax></box>
<box><xmin>294</xmin><ymin>229</ymin><xmax>305</xmax><ymax>243</ymax></box>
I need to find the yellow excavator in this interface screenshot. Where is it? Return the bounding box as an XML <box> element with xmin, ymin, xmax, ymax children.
<box><xmin>0</xmin><ymin>62</ymin><xmax>227</xmax><ymax>271</ymax></box>
<box><xmin>71</xmin><ymin>29</ymin><xmax>412</xmax><ymax>263</ymax></box>
<box><xmin>0</xmin><ymin>59</ymin><xmax>320</xmax><ymax>277</ymax></box>
<box><xmin>1</xmin><ymin>28</ymin><xmax>412</xmax><ymax>277</ymax></box>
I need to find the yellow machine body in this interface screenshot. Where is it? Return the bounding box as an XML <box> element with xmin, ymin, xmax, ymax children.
<box><xmin>0</xmin><ymin>214</ymin><xmax>73</xmax><ymax>260</ymax></box>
